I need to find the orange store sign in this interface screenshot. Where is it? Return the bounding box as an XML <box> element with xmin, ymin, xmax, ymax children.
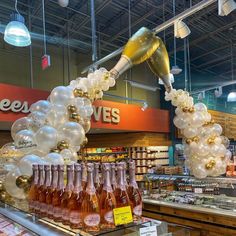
<box><xmin>0</xmin><ymin>83</ymin><xmax>169</xmax><ymax>133</ymax></box>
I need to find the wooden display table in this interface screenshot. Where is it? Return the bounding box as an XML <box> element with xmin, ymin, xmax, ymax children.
<box><xmin>143</xmin><ymin>199</ymin><xmax>236</xmax><ymax>236</ymax></box>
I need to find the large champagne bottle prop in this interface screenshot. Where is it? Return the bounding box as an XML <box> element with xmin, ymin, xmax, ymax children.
<box><xmin>147</xmin><ymin>39</ymin><xmax>173</xmax><ymax>92</ymax></box>
<box><xmin>110</xmin><ymin>27</ymin><xmax>160</xmax><ymax>79</ymax></box>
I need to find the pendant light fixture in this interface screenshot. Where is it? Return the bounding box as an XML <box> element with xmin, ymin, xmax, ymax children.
<box><xmin>218</xmin><ymin>0</ymin><xmax>236</xmax><ymax>16</ymax></box>
<box><xmin>227</xmin><ymin>43</ymin><xmax>236</xmax><ymax>102</ymax></box>
<box><xmin>171</xmin><ymin>0</ymin><xmax>182</xmax><ymax>75</ymax></box>
<box><xmin>4</xmin><ymin>0</ymin><xmax>31</xmax><ymax>47</ymax></box>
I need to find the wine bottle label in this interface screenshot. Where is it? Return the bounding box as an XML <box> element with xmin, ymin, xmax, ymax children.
<box><xmin>47</xmin><ymin>204</ymin><xmax>53</xmax><ymax>213</ymax></box>
<box><xmin>133</xmin><ymin>204</ymin><xmax>142</xmax><ymax>216</ymax></box>
<box><xmin>70</xmin><ymin>211</ymin><xmax>81</xmax><ymax>224</ymax></box>
<box><xmin>40</xmin><ymin>203</ymin><xmax>47</xmax><ymax>213</ymax></box>
<box><xmin>62</xmin><ymin>208</ymin><xmax>70</xmax><ymax>221</ymax></box>
<box><xmin>104</xmin><ymin>211</ymin><xmax>114</xmax><ymax>223</ymax></box>
<box><xmin>53</xmin><ymin>206</ymin><xmax>62</xmax><ymax>218</ymax></box>
<box><xmin>84</xmin><ymin>214</ymin><xmax>100</xmax><ymax>227</ymax></box>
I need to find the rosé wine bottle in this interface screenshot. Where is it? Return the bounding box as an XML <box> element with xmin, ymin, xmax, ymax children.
<box><xmin>123</xmin><ymin>162</ymin><xmax>129</xmax><ymax>189</ymax></box>
<box><xmin>61</xmin><ymin>164</ymin><xmax>74</xmax><ymax>225</ymax></box>
<box><xmin>100</xmin><ymin>163</ymin><xmax>117</xmax><ymax>229</ymax></box>
<box><xmin>127</xmin><ymin>161</ymin><xmax>142</xmax><ymax>221</ymax></box>
<box><xmin>38</xmin><ymin>165</ymin><xmax>51</xmax><ymax>217</ymax></box>
<box><xmin>52</xmin><ymin>165</ymin><xmax>65</xmax><ymax>222</ymax></box>
<box><xmin>81</xmin><ymin>163</ymin><xmax>100</xmax><ymax>232</ymax></box>
<box><xmin>111</xmin><ymin>163</ymin><xmax>117</xmax><ymax>190</ymax></box>
<box><xmin>94</xmin><ymin>163</ymin><xmax>101</xmax><ymax>198</ymax></box>
<box><xmin>28</xmin><ymin>164</ymin><xmax>39</xmax><ymax>213</ymax></box>
<box><xmin>114</xmin><ymin>162</ymin><xmax>130</xmax><ymax>208</ymax></box>
<box><xmin>68</xmin><ymin>163</ymin><xmax>84</xmax><ymax>229</ymax></box>
<box><xmin>34</xmin><ymin>164</ymin><xmax>44</xmax><ymax>214</ymax></box>
<box><xmin>81</xmin><ymin>162</ymin><xmax>87</xmax><ymax>190</ymax></box>
<box><xmin>46</xmin><ymin>165</ymin><xmax>58</xmax><ymax>219</ymax></box>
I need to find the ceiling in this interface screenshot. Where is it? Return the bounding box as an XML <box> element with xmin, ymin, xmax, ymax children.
<box><xmin>0</xmin><ymin>0</ymin><xmax>235</xmax><ymax>91</ymax></box>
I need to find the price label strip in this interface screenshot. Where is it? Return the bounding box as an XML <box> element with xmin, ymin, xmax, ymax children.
<box><xmin>139</xmin><ymin>225</ymin><xmax>157</xmax><ymax>236</ymax></box>
<box><xmin>113</xmin><ymin>206</ymin><xmax>133</xmax><ymax>226</ymax></box>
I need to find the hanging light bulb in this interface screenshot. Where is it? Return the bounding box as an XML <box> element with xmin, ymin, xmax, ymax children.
<box><xmin>170</xmin><ymin>65</ymin><xmax>182</xmax><ymax>75</ymax></box>
<box><xmin>4</xmin><ymin>0</ymin><xmax>31</xmax><ymax>47</ymax></box>
<box><xmin>174</xmin><ymin>19</ymin><xmax>191</xmax><ymax>39</ymax></box>
<box><xmin>227</xmin><ymin>91</ymin><xmax>236</xmax><ymax>102</ymax></box>
<box><xmin>58</xmin><ymin>0</ymin><xmax>69</xmax><ymax>7</ymax></box>
<box><xmin>159</xmin><ymin>74</ymin><xmax>175</xmax><ymax>85</ymax></box>
<box><xmin>218</xmin><ymin>0</ymin><xmax>236</xmax><ymax>16</ymax></box>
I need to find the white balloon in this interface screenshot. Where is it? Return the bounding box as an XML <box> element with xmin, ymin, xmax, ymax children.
<box><xmin>192</xmin><ymin>165</ymin><xmax>208</xmax><ymax>179</ymax></box>
<box><xmin>35</xmin><ymin>126</ymin><xmax>58</xmax><ymax>152</ymax></box>
<box><xmin>46</xmin><ymin>104</ymin><xmax>68</xmax><ymax>128</ymax></box>
<box><xmin>14</xmin><ymin>130</ymin><xmax>37</xmax><ymax>154</ymax></box>
<box><xmin>18</xmin><ymin>154</ymin><xmax>42</xmax><ymax>176</ymax></box>
<box><xmin>5</xmin><ymin>168</ymin><xmax>26</xmax><ymax>199</ymax></box>
<box><xmin>60</xmin><ymin>149</ymin><xmax>77</xmax><ymax>163</ymax></box>
<box><xmin>210</xmin><ymin>144</ymin><xmax>226</xmax><ymax>158</ymax></box>
<box><xmin>30</xmin><ymin>100</ymin><xmax>51</xmax><ymax>114</ymax></box>
<box><xmin>173</xmin><ymin>116</ymin><xmax>187</xmax><ymax>129</ymax></box>
<box><xmin>211</xmin><ymin>124</ymin><xmax>223</xmax><ymax>136</ymax></box>
<box><xmin>183</xmin><ymin>126</ymin><xmax>199</xmax><ymax>138</ymax></box>
<box><xmin>194</xmin><ymin>103</ymin><xmax>207</xmax><ymax>112</ymax></box>
<box><xmin>43</xmin><ymin>153</ymin><xmax>64</xmax><ymax>165</ymax></box>
<box><xmin>50</xmin><ymin>86</ymin><xmax>73</xmax><ymax>106</ymax></box>
<box><xmin>28</xmin><ymin>111</ymin><xmax>47</xmax><ymax>132</ymax></box>
<box><xmin>59</xmin><ymin>122</ymin><xmax>85</xmax><ymax>146</ymax></box>
<box><xmin>11</xmin><ymin>117</ymin><xmax>32</xmax><ymax>140</ymax></box>
<box><xmin>195</xmin><ymin>142</ymin><xmax>210</xmax><ymax>157</ymax></box>
<box><xmin>191</xmin><ymin>112</ymin><xmax>205</xmax><ymax>128</ymax></box>
<box><xmin>109</xmin><ymin>77</ymin><xmax>116</xmax><ymax>87</ymax></box>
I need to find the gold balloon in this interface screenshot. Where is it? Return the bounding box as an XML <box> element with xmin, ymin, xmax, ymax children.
<box><xmin>123</xmin><ymin>27</ymin><xmax>160</xmax><ymax>65</ymax></box>
<box><xmin>192</xmin><ymin>136</ymin><xmax>200</xmax><ymax>143</ymax></box>
<box><xmin>182</xmin><ymin>107</ymin><xmax>189</xmax><ymax>112</ymax></box>
<box><xmin>16</xmin><ymin>175</ymin><xmax>32</xmax><ymax>189</ymax></box>
<box><xmin>81</xmin><ymin>137</ymin><xmax>88</xmax><ymax>147</ymax></box>
<box><xmin>83</xmin><ymin>92</ymin><xmax>89</xmax><ymax>99</ymax></box>
<box><xmin>67</xmin><ymin>105</ymin><xmax>77</xmax><ymax>113</ymax></box>
<box><xmin>205</xmin><ymin>160</ymin><xmax>216</xmax><ymax>170</ymax></box>
<box><xmin>69</xmin><ymin>112</ymin><xmax>81</xmax><ymax>122</ymax></box>
<box><xmin>73</xmin><ymin>88</ymin><xmax>84</xmax><ymax>97</ymax></box>
<box><xmin>50</xmin><ymin>148</ymin><xmax>60</xmax><ymax>153</ymax></box>
<box><xmin>57</xmin><ymin>140</ymin><xmax>69</xmax><ymax>151</ymax></box>
<box><xmin>207</xmin><ymin>137</ymin><xmax>215</xmax><ymax>145</ymax></box>
<box><xmin>188</xmin><ymin>107</ymin><xmax>195</xmax><ymax>113</ymax></box>
<box><xmin>147</xmin><ymin>38</ymin><xmax>172</xmax><ymax>92</ymax></box>
<box><xmin>0</xmin><ymin>181</ymin><xmax>5</xmax><ymax>191</ymax></box>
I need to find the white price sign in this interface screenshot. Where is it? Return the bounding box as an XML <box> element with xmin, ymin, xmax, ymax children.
<box><xmin>140</xmin><ymin>226</ymin><xmax>157</xmax><ymax>236</ymax></box>
<box><xmin>194</xmin><ymin>188</ymin><xmax>203</xmax><ymax>194</ymax></box>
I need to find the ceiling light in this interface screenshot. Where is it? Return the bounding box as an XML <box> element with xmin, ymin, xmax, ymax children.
<box><xmin>4</xmin><ymin>13</ymin><xmax>31</xmax><ymax>47</ymax></box>
<box><xmin>198</xmin><ymin>91</ymin><xmax>205</xmax><ymax>101</ymax></box>
<box><xmin>58</xmin><ymin>0</ymin><xmax>69</xmax><ymax>7</ymax></box>
<box><xmin>214</xmin><ymin>86</ymin><xmax>222</xmax><ymax>97</ymax></box>
<box><xmin>125</xmin><ymin>80</ymin><xmax>160</xmax><ymax>91</ymax></box>
<box><xmin>174</xmin><ymin>19</ymin><xmax>191</xmax><ymax>39</ymax></box>
<box><xmin>141</xmin><ymin>102</ymin><xmax>148</xmax><ymax>111</ymax></box>
<box><xmin>170</xmin><ymin>65</ymin><xmax>182</xmax><ymax>75</ymax></box>
<box><xmin>158</xmin><ymin>73</ymin><xmax>175</xmax><ymax>85</ymax></box>
<box><xmin>227</xmin><ymin>91</ymin><xmax>236</xmax><ymax>102</ymax></box>
<box><xmin>218</xmin><ymin>0</ymin><xmax>236</xmax><ymax>16</ymax></box>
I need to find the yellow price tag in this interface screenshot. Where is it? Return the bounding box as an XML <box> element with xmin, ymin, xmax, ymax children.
<box><xmin>113</xmin><ymin>206</ymin><xmax>133</xmax><ymax>226</ymax></box>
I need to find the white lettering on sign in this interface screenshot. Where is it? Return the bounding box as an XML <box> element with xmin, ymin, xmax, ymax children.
<box><xmin>139</xmin><ymin>226</ymin><xmax>157</xmax><ymax>236</ymax></box>
<box><xmin>92</xmin><ymin>106</ymin><xmax>120</xmax><ymax>124</ymax></box>
<box><xmin>0</xmin><ymin>99</ymin><xmax>30</xmax><ymax>113</ymax></box>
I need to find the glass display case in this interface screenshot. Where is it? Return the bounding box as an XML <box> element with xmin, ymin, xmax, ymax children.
<box><xmin>142</xmin><ymin>173</ymin><xmax>236</xmax><ymax>213</ymax></box>
<box><xmin>0</xmin><ymin>200</ymin><xmax>193</xmax><ymax>236</ymax></box>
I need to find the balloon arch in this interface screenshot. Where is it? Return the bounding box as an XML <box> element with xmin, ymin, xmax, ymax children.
<box><xmin>1</xmin><ymin>27</ymin><xmax>231</xmax><ymax>200</ymax></box>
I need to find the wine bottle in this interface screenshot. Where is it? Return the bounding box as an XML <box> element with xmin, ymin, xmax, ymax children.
<box><xmin>28</xmin><ymin>164</ymin><xmax>39</xmax><ymax>213</ymax></box>
<box><xmin>94</xmin><ymin>163</ymin><xmax>101</xmax><ymax>191</ymax></box>
<box><xmin>61</xmin><ymin>164</ymin><xmax>74</xmax><ymax>225</ymax></box>
<box><xmin>34</xmin><ymin>164</ymin><xmax>44</xmax><ymax>214</ymax></box>
<box><xmin>111</xmin><ymin>163</ymin><xmax>117</xmax><ymax>190</ymax></box>
<box><xmin>123</xmin><ymin>162</ymin><xmax>129</xmax><ymax>189</ymax></box>
<box><xmin>68</xmin><ymin>164</ymin><xmax>84</xmax><ymax>229</ymax></box>
<box><xmin>38</xmin><ymin>164</ymin><xmax>51</xmax><ymax>216</ymax></box>
<box><xmin>81</xmin><ymin>163</ymin><xmax>100</xmax><ymax>232</ymax></box>
<box><xmin>100</xmin><ymin>163</ymin><xmax>116</xmax><ymax>229</ymax></box>
<box><xmin>52</xmin><ymin>165</ymin><xmax>64</xmax><ymax>222</ymax></box>
<box><xmin>46</xmin><ymin>165</ymin><xmax>58</xmax><ymax>219</ymax></box>
<box><xmin>81</xmin><ymin>162</ymin><xmax>87</xmax><ymax>190</ymax></box>
<box><xmin>127</xmin><ymin>161</ymin><xmax>142</xmax><ymax>221</ymax></box>
<box><xmin>110</xmin><ymin>27</ymin><xmax>160</xmax><ymax>79</ymax></box>
<box><xmin>114</xmin><ymin>162</ymin><xmax>130</xmax><ymax>207</ymax></box>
